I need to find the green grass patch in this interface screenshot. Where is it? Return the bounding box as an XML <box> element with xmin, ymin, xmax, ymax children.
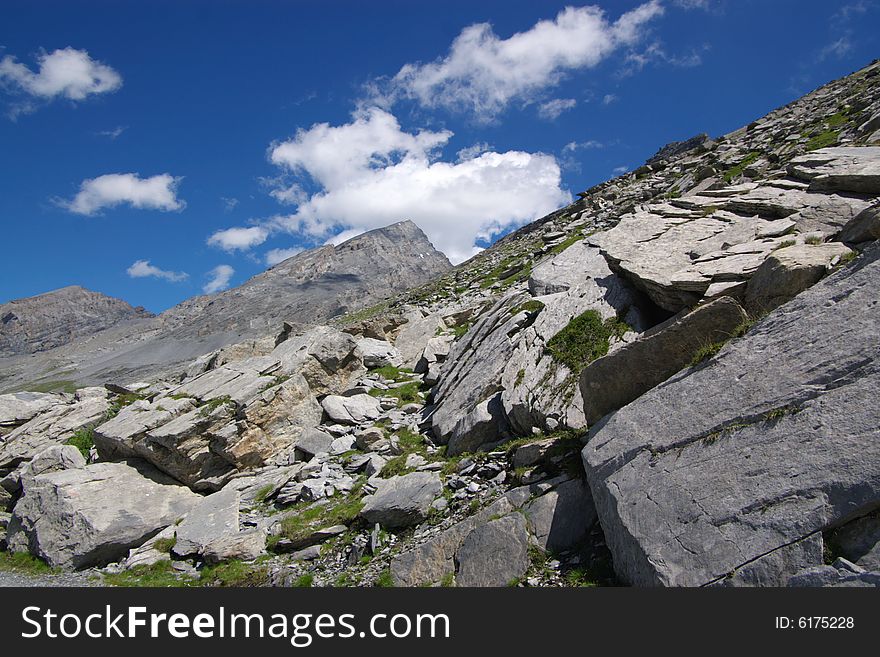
<box><xmin>723</xmin><ymin>151</ymin><xmax>761</xmax><ymax>183</ymax></box>
<box><xmin>0</xmin><ymin>551</ymin><xmax>58</xmax><ymax>575</ymax></box>
<box><xmin>66</xmin><ymin>426</ymin><xmax>95</xmax><ymax>459</ymax></box>
<box><xmin>292</xmin><ymin>573</ymin><xmax>314</xmax><ymax>587</ymax></box>
<box><xmin>804</xmin><ymin>235</ymin><xmax>823</xmax><ymax>245</ymax></box>
<box><xmin>104</xmin><ymin>560</ymin><xmax>193</xmax><ymax>587</ymax></box>
<box><xmin>805</xmin><ymin>129</ymin><xmax>839</xmax><ymax>151</ymax></box>
<box><xmin>369</xmin><ymin>365</ymin><xmax>414</xmax><ymax>382</ymax></box>
<box><xmin>545</xmin><ymin>310</ymin><xmax>617</xmax><ymax>372</ymax></box>
<box><xmin>374</xmin><ymin>569</ymin><xmax>394</xmax><ymax>587</ymax></box>
<box><xmin>199</xmin><ymin>395</ymin><xmax>234</xmax><ymax>416</ymax></box>
<box><xmin>546</xmin><ymin>231</ymin><xmax>584</xmax><ymax>257</ymax></box>
<box><xmin>773</xmin><ymin>239</ymin><xmax>796</xmax><ymax>251</ymax></box>
<box><xmin>254</xmin><ymin>484</ymin><xmax>276</xmax><ymax>504</ymax></box>
<box><xmin>689</xmin><ymin>342</ymin><xmax>726</xmax><ymax>367</ymax></box>
<box><xmin>200</xmin><ymin>560</ymin><xmax>270</xmax><ymax>587</ymax></box>
<box><xmin>368</xmin><ymin>381</ymin><xmax>423</xmax><ymax>406</ymax></box>
<box><xmin>273</xmin><ymin>484</ymin><xmax>365</xmax><ymax>547</ymax></box>
<box><xmin>152</xmin><ymin>537</ymin><xmax>177</xmax><ymax>554</ymax></box>
<box><xmin>510</xmin><ymin>300</ymin><xmax>545</xmax><ymax>317</ymax></box>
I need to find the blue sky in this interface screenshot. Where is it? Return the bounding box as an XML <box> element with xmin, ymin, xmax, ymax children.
<box><xmin>1</xmin><ymin>0</ymin><xmax>877</xmax><ymax>313</ymax></box>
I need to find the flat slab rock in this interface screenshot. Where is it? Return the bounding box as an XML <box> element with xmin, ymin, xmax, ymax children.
<box><xmin>360</xmin><ymin>471</ymin><xmax>442</xmax><ymax>529</ymax></box>
<box><xmin>582</xmin><ymin>244</ymin><xmax>880</xmax><ymax>586</ymax></box>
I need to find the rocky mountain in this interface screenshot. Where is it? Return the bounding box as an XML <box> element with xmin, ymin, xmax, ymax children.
<box><xmin>0</xmin><ymin>286</ymin><xmax>152</xmax><ymax>357</ymax></box>
<box><xmin>1</xmin><ymin>61</ymin><xmax>879</xmax><ymax>588</ymax></box>
<box><xmin>0</xmin><ymin>221</ymin><xmax>451</xmax><ymax>392</ymax></box>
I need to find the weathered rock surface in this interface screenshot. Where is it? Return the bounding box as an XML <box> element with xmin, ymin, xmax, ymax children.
<box><xmin>356</xmin><ymin>338</ymin><xmax>402</xmax><ymax>368</ymax></box>
<box><xmin>455</xmin><ymin>513</ymin><xmax>530</xmax><ymax>587</ymax></box>
<box><xmin>583</xmin><ymin>244</ymin><xmax>880</xmax><ymax>586</ymax></box>
<box><xmin>7</xmin><ymin>459</ymin><xmax>200</xmax><ymax>569</ymax></box>
<box><xmin>0</xmin><ymin>387</ymin><xmax>110</xmax><ymax>469</ymax></box>
<box><xmin>172</xmin><ymin>488</ymin><xmax>240</xmax><ymax>558</ymax></box>
<box><xmin>838</xmin><ymin>201</ymin><xmax>880</xmax><ymax>244</ymax></box>
<box><xmin>360</xmin><ymin>472</ymin><xmax>442</xmax><ymax>529</ymax></box>
<box><xmin>321</xmin><ymin>394</ymin><xmax>383</xmax><ymax>425</ymax></box>
<box><xmin>579</xmin><ymin>297</ymin><xmax>749</xmax><ymax>426</ymax></box>
<box><xmin>744</xmin><ymin>242</ymin><xmax>853</xmax><ymax>314</ymax></box>
<box><xmin>788</xmin><ymin>146</ymin><xmax>880</xmax><ymax>194</ymax></box>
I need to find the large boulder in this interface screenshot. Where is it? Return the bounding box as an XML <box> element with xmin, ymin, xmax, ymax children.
<box><xmin>7</xmin><ymin>459</ymin><xmax>201</xmax><ymax>569</ymax></box>
<box><xmin>744</xmin><ymin>243</ymin><xmax>853</xmax><ymax>314</ymax></box>
<box><xmin>0</xmin><ymin>392</ymin><xmax>68</xmax><ymax>432</ymax></box>
<box><xmin>579</xmin><ymin>297</ymin><xmax>749</xmax><ymax>426</ymax></box>
<box><xmin>837</xmin><ymin>202</ymin><xmax>880</xmax><ymax>244</ymax></box>
<box><xmin>582</xmin><ymin>244</ymin><xmax>880</xmax><ymax>586</ymax></box>
<box><xmin>360</xmin><ymin>471</ymin><xmax>442</xmax><ymax>529</ymax></box>
<box><xmin>394</xmin><ymin>311</ymin><xmax>446</xmax><ymax>368</ymax></box>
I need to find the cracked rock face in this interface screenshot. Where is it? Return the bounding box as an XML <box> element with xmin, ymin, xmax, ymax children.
<box><xmin>582</xmin><ymin>244</ymin><xmax>880</xmax><ymax>586</ymax></box>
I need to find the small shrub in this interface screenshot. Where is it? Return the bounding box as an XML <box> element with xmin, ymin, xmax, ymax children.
<box><xmin>689</xmin><ymin>341</ymin><xmax>725</xmax><ymax>367</ymax></box>
<box><xmin>254</xmin><ymin>484</ymin><xmax>276</xmax><ymax>504</ymax></box>
<box><xmin>66</xmin><ymin>427</ymin><xmax>94</xmax><ymax>459</ymax></box>
<box><xmin>374</xmin><ymin>569</ymin><xmax>394</xmax><ymax>587</ymax></box>
<box><xmin>804</xmin><ymin>235</ymin><xmax>823</xmax><ymax>245</ymax></box>
<box><xmin>773</xmin><ymin>239</ymin><xmax>796</xmax><ymax>251</ymax></box>
<box><xmin>152</xmin><ymin>537</ymin><xmax>177</xmax><ymax>554</ymax></box>
<box><xmin>292</xmin><ymin>573</ymin><xmax>314</xmax><ymax>587</ymax></box>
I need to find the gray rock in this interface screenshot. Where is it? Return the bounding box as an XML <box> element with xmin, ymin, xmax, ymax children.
<box><xmin>321</xmin><ymin>394</ymin><xmax>383</xmax><ymax>425</ymax></box>
<box><xmin>172</xmin><ymin>488</ymin><xmax>240</xmax><ymax>558</ymax></box>
<box><xmin>582</xmin><ymin>244</ymin><xmax>880</xmax><ymax>586</ymax></box>
<box><xmin>394</xmin><ymin>311</ymin><xmax>447</xmax><ymax>368</ymax></box>
<box><xmin>7</xmin><ymin>459</ymin><xmax>200</xmax><ymax>569</ymax></box>
<box><xmin>356</xmin><ymin>338</ymin><xmax>402</xmax><ymax>369</ymax></box>
<box><xmin>522</xmin><ymin>478</ymin><xmax>596</xmax><ymax>553</ymax></box>
<box><xmin>0</xmin><ymin>391</ymin><xmax>68</xmax><ymax>430</ymax></box>
<box><xmin>828</xmin><ymin>513</ymin><xmax>880</xmax><ymax>571</ymax></box>
<box><xmin>744</xmin><ymin>243</ymin><xmax>853</xmax><ymax>314</ymax></box>
<box><xmin>360</xmin><ymin>471</ymin><xmax>442</xmax><ymax>529</ymax></box>
<box><xmin>201</xmin><ymin>528</ymin><xmax>267</xmax><ymax>564</ymax></box>
<box><xmin>788</xmin><ymin>146</ymin><xmax>880</xmax><ymax>195</ymax></box>
<box><xmin>838</xmin><ymin>202</ymin><xmax>880</xmax><ymax>243</ymax></box>
<box><xmin>294</xmin><ymin>428</ymin><xmax>334</xmax><ymax>459</ymax></box>
<box><xmin>272</xmin><ymin>524</ymin><xmax>346</xmax><ymax>552</ymax></box>
<box><xmin>579</xmin><ymin>297</ymin><xmax>749</xmax><ymax>426</ymax></box>
<box><xmin>455</xmin><ymin>514</ymin><xmax>530</xmax><ymax>587</ymax></box>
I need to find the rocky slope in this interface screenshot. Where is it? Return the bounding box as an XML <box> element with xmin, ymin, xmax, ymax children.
<box><xmin>0</xmin><ymin>286</ymin><xmax>152</xmax><ymax>357</ymax></box>
<box><xmin>0</xmin><ymin>221</ymin><xmax>451</xmax><ymax>392</ymax></box>
<box><xmin>1</xmin><ymin>60</ymin><xmax>879</xmax><ymax>588</ymax></box>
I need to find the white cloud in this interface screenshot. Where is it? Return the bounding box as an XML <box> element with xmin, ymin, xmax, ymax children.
<box><xmin>0</xmin><ymin>47</ymin><xmax>121</xmax><ymax>102</ymax></box>
<box><xmin>563</xmin><ymin>140</ymin><xmax>604</xmax><ymax>153</ymax></box>
<box><xmin>602</xmin><ymin>93</ymin><xmax>618</xmax><ymax>105</ymax></box>
<box><xmin>257</xmin><ymin>107</ymin><xmax>569</xmax><ymax>264</ymax></box>
<box><xmin>265</xmin><ymin>247</ymin><xmax>304</xmax><ymax>266</ymax></box>
<box><xmin>126</xmin><ymin>260</ymin><xmax>188</xmax><ymax>282</ymax></box>
<box><xmin>373</xmin><ymin>2</ymin><xmax>664</xmax><ymax>120</ymax></box>
<box><xmin>203</xmin><ymin>265</ymin><xmax>235</xmax><ymax>294</ymax></box>
<box><xmin>537</xmin><ymin>98</ymin><xmax>577</xmax><ymax>120</ymax></box>
<box><xmin>613</xmin><ymin>165</ymin><xmax>630</xmax><ymax>175</ymax></box>
<box><xmin>622</xmin><ymin>41</ymin><xmax>704</xmax><ymax>75</ymax></box>
<box><xmin>672</xmin><ymin>0</ymin><xmax>711</xmax><ymax>9</ymax></box>
<box><xmin>207</xmin><ymin>226</ymin><xmax>269</xmax><ymax>252</ymax></box>
<box><xmin>819</xmin><ymin>37</ymin><xmax>853</xmax><ymax>60</ymax></box>
<box><xmin>221</xmin><ymin>196</ymin><xmax>239</xmax><ymax>212</ymax></box>
<box><xmin>98</xmin><ymin>125</ymin><xmax>126</xmax><ymax>139</ymax></box>
<box><xmin>456</xmin><ymin>142</ymin><xmax>493</xmax><ymax>162</ymax></box>
<box><xmin>60</xmin><ymin>173</ymin><xmax>185</xmax><ymax>216</ymax></box>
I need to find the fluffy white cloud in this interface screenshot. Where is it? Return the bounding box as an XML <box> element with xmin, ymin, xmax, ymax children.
<box><xmin>602</xmin><ymin>93</ymin><xmax>619</xmax><ymax>105</ymax></box>
<box><xmin>537</xmin><ymin>98</ymin><xmax>577</xmax><ymax>120</ymax></box>
<box><xmin>0</xmin><ymin>47</ymin><xmax>121</xmax><ymax>101</ymax></box>
<box><xmin>126</xmin><ymin>260</ymin><xmax>188</xmax><ymax>282</ymax></box>
<box><xmin>374</xmin><ymin>2</ymin><xmax>663</xmax><ymax>120</ymax></box>
<box><xmin>265</xmin><ymin>247</ymin><xmax>304</xmax><ymax>266</ymax></box>
<box><xmin>207</xmin><ymin>226</ymin><xmax>269</xmax><ymax>252</ymax></box>
<box><xmin>259</xmin><ymin>107</ymin><xmax>569</xmax><ymax>264</ymax></box>
<box><xmin>60</xmin><ymin>173</ymin><xmax>184</xmax><ymax>215</ymax></box>
<box><xmin>203</xmin><ymin>265</ymin><xmax>235</xmax><ymax>294</ymax></box>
